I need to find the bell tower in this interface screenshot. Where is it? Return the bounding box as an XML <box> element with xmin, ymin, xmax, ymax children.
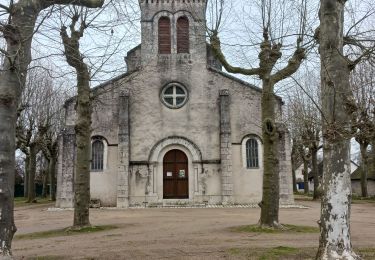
<box><xmin>139</xmin><ymin>0</ymin><xmax>207</xmax><ymax>66</ymax></box>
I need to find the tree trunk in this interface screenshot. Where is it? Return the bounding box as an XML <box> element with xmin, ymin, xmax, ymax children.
<box><xmin>259</xmin><ymin>79</ymin><xmax>280</xmax><ymax>228</ymax></box>
<box><xmin>73</xmin><ymin>70</ymin><xmax>92</xmax><ymax>227</ymax></box>
<box><xmin>0</xmin><ymin>71</ymin><xmax>19</xmax><ymax>257</ymax></box>
<box><xmin>311</xmin><ymin>148</ymin><xmax>320</xmax><ymax>200</ymax></box>
<box><xmin>359</xmin><ymin>144</ymin><xmax>368</xmax><ymax>198</ymax></box>
<box><xmin>316</xmin><ymin>1</ymin><xmax>359</xmax><ymax>258</ymax></box>
<box><xmin>291</xmin><ymin>142</ymin><xmax>298</xmax><ymax>193</ymax></box>
<box><xmin>42</xmin><ymin>170</ymin><xmax>48</xmax><ymax>198</ymax></box>
<box><xmin>303</xmin><ymin>159</ymin><xmax>309</xmax><ymax>194</ymax></box>
<box><xmin>0</xmin><ymin>3</ymin><xmax>39</xmax><ymax>256</ymax></box>
<box><xmin>371</xmin><ymin>140</ymin><xmax>375</xmax><ymax>181</ymax></box>
<box><xmin>61</xmin><ymin>24</ymin><xmax>93</xmax><ymax>228</ymax></box>
<box><xmin>27</xmin><ymin>144</ymin><xmax>38</xmax><ymax>203</ymax></box>
<box><xmin>24</xmin><ymin>154</ymin><xmax>30</xmax><ymax>198</ymax></box>
<box><xmin>49</xmin><ymin>156</ymin><xmax>57</xmax><ymax>201</ymax></box>
<box><xmin>292</xmin><ymin>161</ymin><xmax>297</xmax><ymax>193</ymax></box>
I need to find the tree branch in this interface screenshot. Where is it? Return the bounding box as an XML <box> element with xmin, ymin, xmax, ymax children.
<box><xmin>0</xmin><ymin>4</ymin><xmax>10</xmax><ymax>12</ymax></box>
<box><xmin>209</xmin><ymin>32</ymin><xmax>261</xmax><ymax>76</ymax></box>
<box><xmin>42</xmin><ymin>0</ymin><xmax>104</xmax><ymax>9</ymax></box>
<box><xmin>348</xmin><ymin>44</ymin><xmax>375</xmax><ymax>71</ymax></box>
<box><xmin>271</xmin><ymin>46</ymin><xmax>306</xmax><ymax>83</ymax></box>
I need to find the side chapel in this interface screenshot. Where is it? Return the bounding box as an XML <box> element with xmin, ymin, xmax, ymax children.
<box><xmin>56</xmin><ymin>0</ymin><xmax>294</xmax><ymax>208</ymax></box>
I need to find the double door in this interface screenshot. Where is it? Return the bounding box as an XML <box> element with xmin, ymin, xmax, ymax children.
<box><xmin>163</xmin><ymin>149</ymin><xmax>189</xmax><ymax>199</ymax></box>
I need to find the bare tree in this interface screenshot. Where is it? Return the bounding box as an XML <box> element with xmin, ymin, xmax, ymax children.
<box><xmin>60</xmin><ymin>7</ymin><xmax>93</xmax><ymax>228</ymax></box>
<box><xmin>316</xmin><ymin>0</ymin><xmax>375</xmax><ymax>258</ymax></box>
<box><xmin>208</xmin><ymin>0</ymin><xmax>309</xmax><ymax>228</ymax></box>
<box><xmin>350</xmin><ymin>61</ymin><xmax>375</xmax><ymax>198</ymax></box>
<box><xmin>58</xmin><ymin>1</ymin><xmax>135</xmax><ymax>228</ymax></box>
<box><xmin>286</xmin><ymin>73</ymin><xmax>322</xmax><ymax>199</ymax></box>
<box><xmin>16</xmin><ymin>66</ymin><xmax>58</xmax><ymax>203</ymax></box>
<box><xmin>0</xmin><ymin>0</ymin><xmax>104</xmax><ymax>257</ymax></box>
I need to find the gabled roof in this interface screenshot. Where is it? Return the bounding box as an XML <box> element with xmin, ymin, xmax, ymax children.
<box><xmin>64</xmin><ymin>70</ymin><xmax>137</xmax><ymax>107</ymax></box>
<box><xmin>207</xmin><ymin>67</ymin><xmax>284</xmax><ymax>103</ymax></box>
<box><xmin>207</xmin><ymin>67</ymin><xmax>262</xmax><ymax>93</ymax></box>
<box><xmin>64</xmin><ymin>65</ymin><xmax>279</xmax><ymax>107</ymax></box>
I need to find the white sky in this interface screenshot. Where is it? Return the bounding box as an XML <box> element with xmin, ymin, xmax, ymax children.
<box><xmin>2</xmin><ymin>0</ymin><xmax>373</xmax><ymax>160</ymax></box>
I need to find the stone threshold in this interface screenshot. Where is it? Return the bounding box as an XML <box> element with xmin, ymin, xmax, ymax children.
<box><xmin>47</xmin><ymin>204</ymin><xmax>309</xmax><ymax>211</ymax></box>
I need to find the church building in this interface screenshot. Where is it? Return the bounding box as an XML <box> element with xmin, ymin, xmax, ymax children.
<box><xmin>56</xmin><ymin>0</ymin><xmax>294</xmax><ymax>208</ymax></box>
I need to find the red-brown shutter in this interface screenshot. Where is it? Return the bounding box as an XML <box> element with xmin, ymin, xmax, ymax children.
<box><xmin>177</xmin><ymin>17</ymin><xmax>189</xmax><ymax>54</ymax></box>
<box><xmin>159</xmin><ymin>17</ymin><xmax>171</xmax><ymax>54</ymax></box>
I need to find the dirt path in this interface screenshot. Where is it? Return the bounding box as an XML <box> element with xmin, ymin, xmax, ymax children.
<box><xmin>12</xmin><ymin>201</ymin><xmax>375</xmax><ymax>259</ymax></box>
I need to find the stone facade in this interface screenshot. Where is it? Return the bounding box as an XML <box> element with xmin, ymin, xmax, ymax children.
<box><xmin>56</xmin><ymin>0</ymin><xmax>294</xmax><ymax>208</ymax></box>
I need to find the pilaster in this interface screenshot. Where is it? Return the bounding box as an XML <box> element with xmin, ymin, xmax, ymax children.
<box><xmin>278</xmin><ymin>124</ymin><xmax>295</xmax><ymax>204</ymax></box>
<box><xmin>117</xmin><ymin>90</ymin><xmax>130</xmax><ymax>208</ymax></box>
<box><xmin>56</xmin><ymin>126</ymin><xmax>75</xmax><ymax>208</ymax></box>
<box><xmin>219</xmin><ymin>89</ymin><xmax>233</xmax><ymax>204</ymax></box>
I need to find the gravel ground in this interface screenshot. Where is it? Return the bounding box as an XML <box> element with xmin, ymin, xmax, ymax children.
<box><xmin>12</xmin><ymin>200</ymin><xmax>375</xmax><ymax>259</ymax></box>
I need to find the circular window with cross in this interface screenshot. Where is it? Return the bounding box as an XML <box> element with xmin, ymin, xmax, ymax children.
<box><xmin>161</xmin><ymin>82</ymin><xmax>188</xmax><ymax>109</ymax></box>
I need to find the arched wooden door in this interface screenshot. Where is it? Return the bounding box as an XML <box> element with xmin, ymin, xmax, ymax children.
<box><xmin>163</xmin><ymin>149</ymin><xmax>189</xmax><ymax>199</ymax></box>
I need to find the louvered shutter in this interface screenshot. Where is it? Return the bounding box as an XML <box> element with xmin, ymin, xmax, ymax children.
<box><xmin>177</xmin><ymin>17</ymin><xmax>189</xmax><ymax>53</ymax></box>
<box><xmin>159</xmin><ymin>17</ymin><xmax>171</xmax><ymax>54</ymax></box>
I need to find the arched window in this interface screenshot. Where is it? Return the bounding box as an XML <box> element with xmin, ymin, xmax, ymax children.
<box><xmin>158</xmin><ymin>17</ymin><xmax>171</xmax><ymax>54</ymax></box>
<box><xmin>91</xmin><ymin>139</ymin><xmax>104</xmax><ymax>171</ymax></box>
<box><xmin>246</xmin><ymin>139</ymin><xmax>259</xmax><ymax>168</ymax></box>
<box><xmin>177</xmin><ymin>16</ymin><xmax>189</xmax><ymax>53</ymax></box>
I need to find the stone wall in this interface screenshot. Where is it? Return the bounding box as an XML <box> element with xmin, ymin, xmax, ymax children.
<box><xmin>352</xmin><ymin>180</ymin><xmax>375</xmax><ymax>197</ymax></box>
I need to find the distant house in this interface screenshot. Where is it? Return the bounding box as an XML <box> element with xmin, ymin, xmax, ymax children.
<box><xmin>351</xmin><ymin>159</ymin><xmax>375</xmax><ymax>197</ymax></box>
<box><xmin>307</xmin><ymin>160</ymin><xmax>373</xmax><ymax>195</ymax></box>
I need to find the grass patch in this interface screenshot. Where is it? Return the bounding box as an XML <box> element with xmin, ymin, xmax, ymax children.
<box><xmin>15</xmin><ymin>225</ymin><xmax>117</xmax><ymax>240</ymax></box>
<box><xmin>358</xmin><ymin>248</ymin><xmax>375</xmax><ymax>258</ymax></box>
<box><xmin>352</xmin><ymin>196</ymin><xmax>375</xmax><ymax>204</ymax></box>
<box><xmin>227</xmin><ymin>247</ymin><xmax>375</xmax><ymax>259</ymax></box>
<box><xmin>29</xmin><ymin>256</ymin><xmax>66</xmax><ymax>260</ymax></box>
<box><xmin>260</xmin><ymin>246</ymin><xmax>299</xmax><ymax>260</ymax></box>
<box><xmin>227</xmin><ymin>247</ymin><xmax>315</xmax><ymax>259</ymax></box>
<box><xmin>14</xmin><ymin>197</ymin><xmax>53</xmax><ymax>207</ymax></box>
<box><xmin>231</xmin><ymin>224</ymin><xmax>319</xmax><ymax>234</ymax></box>
<box><xmin>228</xmin><ymin>248</ymin><xmax>242</xmax><ymax>256</ymax></box>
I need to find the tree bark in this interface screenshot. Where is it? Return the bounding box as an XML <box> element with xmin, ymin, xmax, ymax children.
<box><xmin>371</xmin><ymin>139</ymin><xmax>375</xmax><ymax>182</ymax></box>
<box><xmin>291</xmin><ymin>141</ymin><xmax>298</xmax><ymax>193</ymax></box>
<box><xmin>42</xmin><ymin>170</ymin><xmax>48</xmax><ymax>198</ymax></box>
<box><xmin>0</xmin><ymin>71</ymin><xmax>19</xmax><ymax>257</ymax></box>
<box><xmin>359</xmin><ymin>144</ymin><xmax>368</xmax><ymax>198</ymax></box>
<box><xmin>311</xmin><ymin>147</ymin><xmax>320</xmax><ymax>200</ymax></box>
<box><xmin>72</xmin><ymin>62</ymin><xmax>92</xmax><ymax>228</ymax></box>
<box><xmin>316</xmin><ymin>0</ymin><xmax>359</xmax><ymax>258</ymax></box>
<box><xmin>0</xmin><ymin>1</ymin><xmax>103</xmax><ymax>256</ymax></box>
<box><xmin>24</xmin><ymin>154</ymin><xmax>30</xmax><ymax>198</ymax></box>
<box><xmin>292</xmin><ymin>160</ymin><xmax>297</xmax><ymax>193</ymax></box>
<box><xmin>49</xmin><ymin>156</ymin><xmax>57</xmax><ymax>201</ymax></box>
<box><xmin>259</xmin><ymin>79</ymin><xmax>280</xmax><ymax>227</ymax></box>
<box><xmin>27</xmin><ymin>143</ymin><xmax>38</xmax><ymax>203</ymax></box>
